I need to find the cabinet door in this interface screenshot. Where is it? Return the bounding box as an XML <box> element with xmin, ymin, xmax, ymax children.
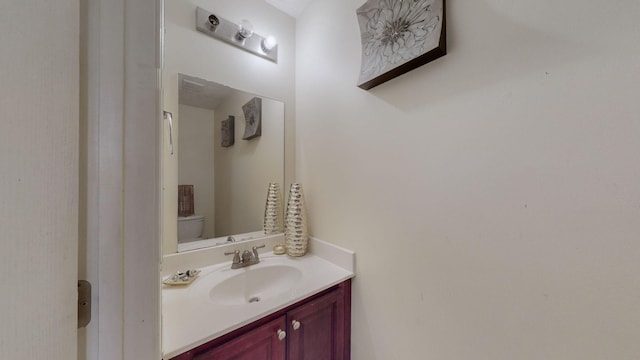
<box><xmin>287</xmin><ymin>287</ymin><xmax>346</xmax><ymax>360</ymax></box>
<box><xmin>193</xmin><ymin>316</ymin><xmax>287</xmax><ymax>360</ymax></box>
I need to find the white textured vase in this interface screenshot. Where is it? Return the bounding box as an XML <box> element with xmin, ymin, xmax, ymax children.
<box><xmin>285</xmin><ymin>183</ymin><xmax>308</xmax><ymax>256</ymax></box>
<box><xmin>263</xmin><ymin>183</ymin><xmax>284</xmax><ymax>235</ymax></box>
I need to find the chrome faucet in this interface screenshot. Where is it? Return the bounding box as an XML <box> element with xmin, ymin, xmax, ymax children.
<box><xmin>224</xmin><ymin>244</ymin><xmax>266</xmax><ymax>269</ymax></box>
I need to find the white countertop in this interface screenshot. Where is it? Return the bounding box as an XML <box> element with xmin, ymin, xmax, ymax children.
<box><xmin>162</xmin><ymin>237</ymin><xmax>355</xmax><ymax>359</ymax></box>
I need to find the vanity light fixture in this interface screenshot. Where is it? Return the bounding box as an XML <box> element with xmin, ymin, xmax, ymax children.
<box><xmin>196</xmin><ymin>7</ymin><xmax>278</xmax><ymax>63</ymax></box>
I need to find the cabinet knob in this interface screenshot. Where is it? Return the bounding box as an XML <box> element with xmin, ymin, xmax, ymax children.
<box><xmin>291</xmin><ymin>320</ymin><xmax>301</xmax><ymax>330</ymax></box>
<box><xmin>277</xmin><ymin>329</ymin><xmax>286</xmax><ymax>341</ymax></box>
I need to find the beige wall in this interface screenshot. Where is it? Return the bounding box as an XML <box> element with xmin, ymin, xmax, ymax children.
<box><xmin>296</xmin><ymin>0</ymin><xmax>640</xmax><ymax>359</ymax></box>
<box><xmin>213</xmin><ymin>91</ymin><xmax>285</xmax><ymax>236</ymax></box>
<box><xmin>178</xmin><ymin>105</ymin><xmax>216</xmax><ymax>239</ymax></box>
<box><xmin>163</xmin><ymin>0</ymin><xmax>296</xmax><ymax>253</ymax></box>
<box><xmin>1</xmin><ymin>2</ymin><xmax>78</xmax><ymax>359</ymax></box>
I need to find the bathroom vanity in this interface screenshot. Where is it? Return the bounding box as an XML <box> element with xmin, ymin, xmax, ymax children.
<box><xmin>162</xmin><ymin>236</ymin><xmax>354</xmax><ymax>359</ymax></box>
<box><xmin>170</xmin><ymin>280</ymin><xmax>350</xmax><ymax>359</ymax></box>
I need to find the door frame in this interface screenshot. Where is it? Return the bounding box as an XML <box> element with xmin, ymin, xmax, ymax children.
<box><xmin>81</xmin><ymin>0</ymin><xmax>162</xmax><ymax>358</ymax></box>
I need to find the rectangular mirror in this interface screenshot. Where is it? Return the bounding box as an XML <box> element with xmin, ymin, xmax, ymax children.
<box><xmin>171</xmin><ymin>74</ymin><xmax>285</xmax><ymax>252</ymax></box>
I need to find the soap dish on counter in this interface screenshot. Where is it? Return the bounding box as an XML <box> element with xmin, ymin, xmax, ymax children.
<box><xmin>163</xmin><ymin>269</ymin><xmax>201</xmax><ymax>286</ymax></box>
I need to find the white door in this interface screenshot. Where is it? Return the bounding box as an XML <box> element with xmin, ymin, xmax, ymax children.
<box><xmin>0</xmin><ymin>1</ymin><xmax>79</xmax><ymax>360</ymax></box>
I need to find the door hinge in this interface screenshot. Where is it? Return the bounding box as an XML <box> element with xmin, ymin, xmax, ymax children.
<box><xmin>78</xmin><ymin>280</ymin><xmax>92</xmax><ymax>328</ymax></box>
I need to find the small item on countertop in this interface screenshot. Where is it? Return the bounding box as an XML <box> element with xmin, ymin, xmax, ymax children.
<box><xmin>273</xmin><ymin>244</ymin><xmax>287</xmax><ymax>255</ymax></box>
<box><xmin>163</xmin><ymin>269</ymin><xmax>201</xmax><ymax>286</ymax></box>
<box><xmin>186</xmin><ymin>269</ymin><xmax>198</xmax><ymax>277</ymax></box>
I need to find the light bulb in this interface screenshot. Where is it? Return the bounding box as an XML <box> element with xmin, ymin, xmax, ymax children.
<box><xmin>261</xmin><ymin>35</ymin><xmax>277</xmax><ymax>52</ymax></box>
<box><xmin>237</xmin><ymin>19</ymin><xmax>254</xmax><ymax>39</ymax></box>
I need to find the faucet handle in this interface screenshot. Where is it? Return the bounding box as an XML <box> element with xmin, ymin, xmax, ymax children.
<box><xmin>252</xmin><ymin>244</ymin><xmax>266</xmax><ymax>260</ymax></box>
<box><xmin>224</xmin><ymin>250</ymin><xmax>241</xmax><ymax>264</ymax></box>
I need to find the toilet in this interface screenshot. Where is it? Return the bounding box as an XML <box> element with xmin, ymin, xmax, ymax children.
<box><xmin>178</xmin><ymin>215</ymin><xmax>204</xmax><ymax>243</ymax></box>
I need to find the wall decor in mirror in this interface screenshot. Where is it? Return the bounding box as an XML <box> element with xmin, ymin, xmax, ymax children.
<box><xmin>171</xmin><ymin>74</ymin><xmax>285</xmax><ymax>253</ymax></box>
<box><xmin>242</xmin><ymin>97</ymin><xmax>262</xmax><ymax>140</ymax></box>
<box><xmin>221</xmin><ymin>115</ymin><xmax>234</xmax><ymax>147</ymax></box>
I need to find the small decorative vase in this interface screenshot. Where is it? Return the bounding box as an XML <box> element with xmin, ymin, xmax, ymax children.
<box><xmin>263</xmin><ymin>183</ymin><xmax>284</xmax><ymax>235</ymax></box>
<box><xmin>285</xmin><ymin>183</ymin><xmax>308</xmax><ymax>256</ymax></box>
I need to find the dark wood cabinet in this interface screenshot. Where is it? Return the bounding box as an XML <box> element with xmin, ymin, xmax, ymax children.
<box><xmin>191</xmin><ymin>317</ymin><xmax>286</xmax><ymax>360</ymax></box>
<box><xmin>170</xmin><ymin>280</ymin><xmax>351</xmax><ymax>360</ymax></box>
<box><xmin>287</xmin><ymin>286</ymin><xmax>347</xmax><ymax>360</ymax></box>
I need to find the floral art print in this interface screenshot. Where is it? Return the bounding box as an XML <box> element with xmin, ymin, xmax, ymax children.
<box><xmin>357</xmin><ymin>0</ymin><xmax>446</xmax><ymax>89</ymax></box>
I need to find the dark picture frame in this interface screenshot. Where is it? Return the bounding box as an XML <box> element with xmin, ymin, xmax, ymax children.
<box><xmin>356</xmin><ymin>0</ymin><xmax>447</xmax><ymax>90</ymax></box>
<box><xmin>221</xmin><ymin>115</ymin><xmax>234</xmax><ymax>147</ymax></box>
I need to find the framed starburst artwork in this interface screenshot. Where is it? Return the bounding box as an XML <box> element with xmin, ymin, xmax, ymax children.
<box><xmin>242</xmin><ymin>97</ymin><xmax>262</xmax><ymax>140</ymax></box>
<box><xmin>356</xmin><ymin>0</ymin><xmax>446</xmax><ymax>90</ymax></box>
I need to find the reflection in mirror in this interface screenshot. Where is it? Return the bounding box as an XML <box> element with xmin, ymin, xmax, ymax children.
<box><xmin>175</xmin><ymin>74</ymin><xmax>284</xmax><ymax>252</ymax></box>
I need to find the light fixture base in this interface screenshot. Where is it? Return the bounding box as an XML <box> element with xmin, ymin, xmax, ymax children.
<box><xmin>196</xmin><ymin>7</ymin><xmax>278</xmax><ymax>63</ymax></box>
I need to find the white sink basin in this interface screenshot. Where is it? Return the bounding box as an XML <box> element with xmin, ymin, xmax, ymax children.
<box><xmin>191</xmin><ymin>258</ymin><xmax>302</xmax><ymax>306</ymax></box>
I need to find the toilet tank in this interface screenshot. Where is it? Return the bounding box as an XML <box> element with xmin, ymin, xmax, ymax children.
<box><xmin>178</xmin><ymin>215</ymin><xmax>204</xmax><ymax>242</ymax></box>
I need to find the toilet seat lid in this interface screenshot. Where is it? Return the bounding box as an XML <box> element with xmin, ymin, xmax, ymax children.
<box><xmin>178</xmin><ymin>215</ymin><xmax>204</xmax><ymax>221</ymax></box>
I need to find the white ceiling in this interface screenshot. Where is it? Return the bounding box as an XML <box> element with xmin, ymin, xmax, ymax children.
<box><xmin>178</xmin><ymin>74</ymin><xmax>232</xmax><ymax>110</ymax></box>
<box><xmin>265</xmin><ymin>0</ymin><xmax>313</xmax><ymax>18</ymax></box>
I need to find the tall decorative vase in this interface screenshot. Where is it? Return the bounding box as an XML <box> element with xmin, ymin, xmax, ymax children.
<box><xmin>285</xmin><ymin>183</ymin><xmax>308</xmax><ymax>256</ymax></box>
<box><xmin>263</xmin><ymin>183</ymin><xmax>284</xmax><ymax>235</ymax></box>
